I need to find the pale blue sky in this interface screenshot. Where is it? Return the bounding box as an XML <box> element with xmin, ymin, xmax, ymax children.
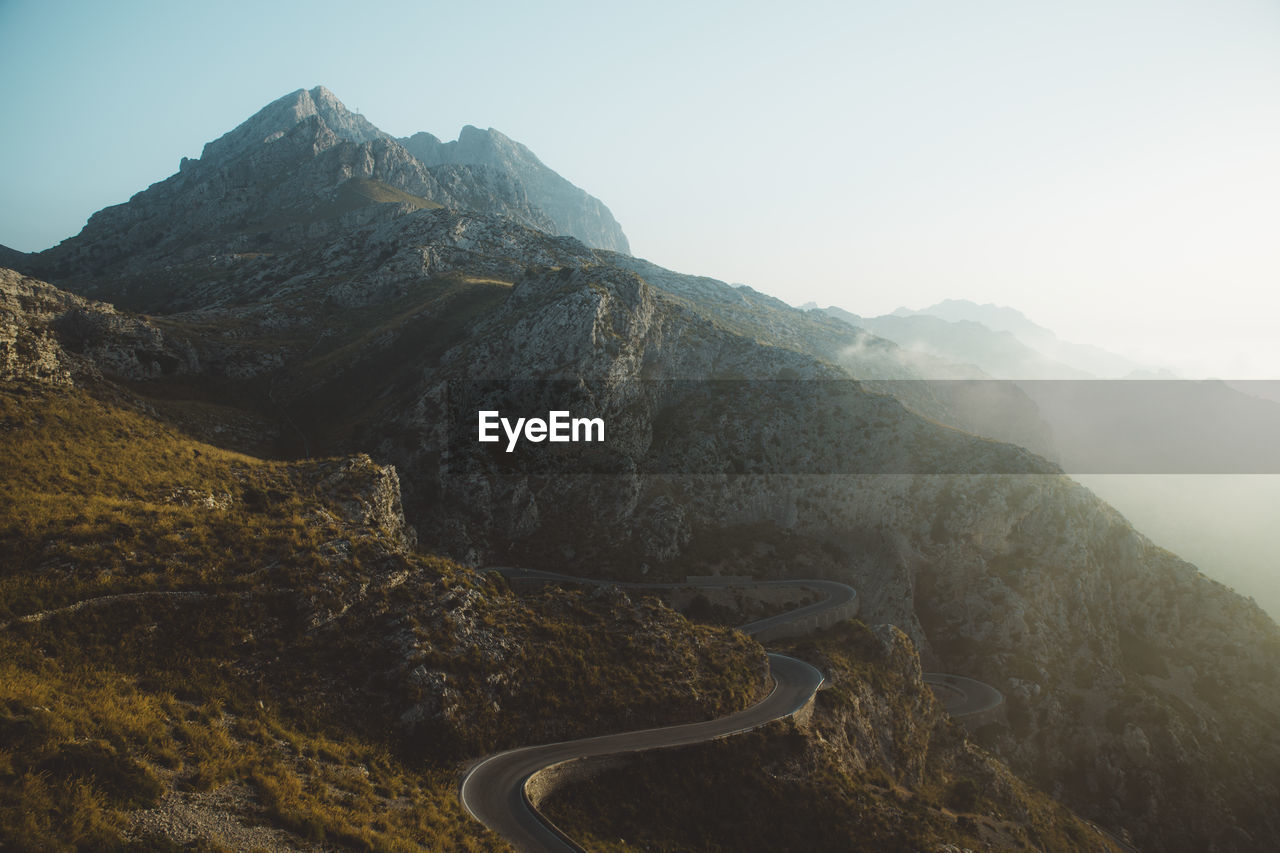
<box><xmin>3</xmin><ymin>0</ymin><xmax>1278</xmax><ymax>376</ymax></box>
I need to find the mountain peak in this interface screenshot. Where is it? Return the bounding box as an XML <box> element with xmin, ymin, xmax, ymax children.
<box><xmin>307</xmin><ymin>84</ymin><xmax>341</xmax><ymax>105</ymax></box>
<box><xmin>37</xmin><ymin>86</ymin><xmax>631</xmax><ymax>274</ymax></box>
<box><xmin>198</xmin><ymin>85</ymin><xmax>387</xmax><ymax>165</ymax></box>
<box><xmin>895</xmin><ymin>298</ymin><xmax>1034</xmax><ymax>326</ymax></box>
<box><xmin>400</xmin><ymin>124</ymin><xmax>629</xmax><ymax>253</ymax></box>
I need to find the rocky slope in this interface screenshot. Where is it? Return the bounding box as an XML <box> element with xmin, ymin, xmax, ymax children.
<box><xmin>544</xmin><ymin>621</ymin><xmax>1125</xmax><ymax>852</ymax></box>
<box><xmin>0</xmin><ymin>288</ymin><xmax>767</xmax><ymax>850</ymax></box>
<box><xmin>402</xmin><ymin>125</ymin><xmax>629</xmax><ymax>253</ymax></box>
<box><xmin>25</xmin><ymin>87</ymin><xmax>626</xmax><ymax>311</ymax></box>
<box><xmin>0</xmin><ymin>267</ymin><xmax>197</xmax><ymax>385</ymax></box>
<box><xmin>909</xmin><ymin>473</ymin><xmax>1280</xmax><ymax>850</ymax></box>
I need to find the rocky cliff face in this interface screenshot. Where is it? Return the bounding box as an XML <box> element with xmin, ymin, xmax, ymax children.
<box><xmin>0</xmin><ymin>267</ymin><xmax>197</xmax><ymax>384</ymax></box>
<box><xmin>313</xmin><ymin>453</ymin><xmax>419</xmax><ymax>552</ymax></box>
<box><xmin>403</xmin><ymin>126</ymin><xmax>630</xmax><ymax>253</ymax></box>
<box><xmin>906</xmin><ymin>473</ymin><xmax>1280</xmax><ymax>851</ymax></box>
<box><xmin>542</xmin><ymin>621</ymin><xmax>1124</xmax><ymax>851</ymax></box>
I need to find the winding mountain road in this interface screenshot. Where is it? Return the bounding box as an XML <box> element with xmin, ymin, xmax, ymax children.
<box><xmin>461</xmin><ymin>570</ymin><xmax>1001</xmax><ymax>852</ymax></box>
<box><xmin>922</xmin><ymin>671</ymin><xmax>1005</xmax><ymax>717</ymax></box>
<box><xmin>461</xmin><ymin>652</ymin><xmax>823</xmax><ymax>852</ymax></box>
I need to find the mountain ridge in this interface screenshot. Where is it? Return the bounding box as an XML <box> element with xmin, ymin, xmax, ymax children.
<box><xmin>19</xmin><ymin>86</ymin><xmax>627</xmax><ymax>299</ymax></box>
<box><xmin>401</xmin><ymin>124</ymin><xmax>629</xmax><ymax>254</ymax></box>
<box><xmin>896</xmin><ymin>298</ymin><xmax>1145</xmax><ymax>377</ymax></box>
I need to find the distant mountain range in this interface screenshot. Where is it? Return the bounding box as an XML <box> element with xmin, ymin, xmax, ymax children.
<box><xmin>893</xmin><ymin>299</ymin><xmax>1147</xmax><ymax>378</ymax></box>
<box><xmin>807</xmin><ymin>298</ymin><xmax>1280</xmax><ymax>474</ymax></box>
<box><xmin>807</xmin><ymin>298</ymin><xmax>1144</xmax><ymax>379</ymax></box>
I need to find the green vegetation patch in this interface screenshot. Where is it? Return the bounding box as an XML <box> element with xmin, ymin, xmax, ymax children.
<box><xmin>333</xmin><ymin>178</ymin><xmax>445</xmax><ymax>212</ymax></box>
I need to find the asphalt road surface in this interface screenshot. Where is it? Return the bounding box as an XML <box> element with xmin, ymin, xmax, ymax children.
<box><xmin>921</xmin><ymin>672</ymin><xmax>1005</xmax><ymax>716</ymax></box>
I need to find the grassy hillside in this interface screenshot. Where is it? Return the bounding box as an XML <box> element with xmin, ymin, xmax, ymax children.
<box><xmin>0</xmin><ymin>382</ymin><xmax>765</xmax><ymax>851</ymax></box>
<box><xmin>0</xmin><ymin>385</ymin><xmax>359</xmax><ymax>617</ymax></box>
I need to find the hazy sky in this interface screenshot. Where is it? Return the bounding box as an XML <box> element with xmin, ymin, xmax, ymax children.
<box><xmin>2</xmin><ymin>0</ymin><xmax>1278</xmax><ymax>377</ymax></box>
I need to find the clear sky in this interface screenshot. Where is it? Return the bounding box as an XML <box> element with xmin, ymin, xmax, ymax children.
<box><xmin>2</xmin><ymin>0</ymin><xmax>1278</xmax><ymax>377</ymax></box>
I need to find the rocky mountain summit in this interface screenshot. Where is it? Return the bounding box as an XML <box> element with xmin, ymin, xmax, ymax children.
<box><xmin>199</xmin><ymin>85</ymin><xmax>389</xmax><ymax>166</ymax></box>
<box><xmin>25</xmin><ymin>86</ymin><xmax>626</xmax><ymax>310</ymax></box>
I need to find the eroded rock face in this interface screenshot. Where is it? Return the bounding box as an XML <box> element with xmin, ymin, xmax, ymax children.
<box><xmin>900</xmin><ymin>473</ymin><xmax>1280</xmax><ymax>851</ymax></box>
<box><xmin>0</xmin><ymin>267</ymin><xmax>197</xmax><ymax>384</ymax></box>
<box><xmin>315</xmin><ymin>454</ymin><xmax>418</xmax><ymax>551</ymax></box>
<box><xmin>0</xmin><ymin>270</ymin><xmax>73</xmax><ymax>386</ymax></box>
<box><xmin>402</xmin><ymin>126</ymin><xmax>630</xmax><ymax>254</ymax></box>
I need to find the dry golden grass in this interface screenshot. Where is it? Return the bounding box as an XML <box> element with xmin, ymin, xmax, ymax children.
<box><xmin>0</xmin><ymin>648</ymin><xmax>504</xmax><ymax>852</ymax></box>
<box><xmin>0</xmin><ymin>381</ymin><xmax>763</xmax><ymax>851</ymax></box>
<box><xmin>0</xmin><ymin>386</ymin><xmax>364</xmax><ymax>618</ymax></box>
<box><xmin>0</xmin><ymin>385</ymin><xmax>504</xmax><ymax>849</ymax></box>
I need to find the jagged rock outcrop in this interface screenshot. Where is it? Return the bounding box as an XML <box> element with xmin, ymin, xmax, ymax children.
<box><xmin>403</xmin><ymin>126</ymin><xmax>629</xmax><ymax>253</ymax></box>
<box><xmin>315</xmin><ymin>453</ymin><xmax>418</xmax><ymax>551</ymax></box>
<box><xmin>0</xmin><ymin>267</ymin><xmax>196</xmax><ymax>384</ymax></box>
<box><xmin>0</xmin><ymin>268</ymin><xmax>75</xmax><ymax>386</ymax></box>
